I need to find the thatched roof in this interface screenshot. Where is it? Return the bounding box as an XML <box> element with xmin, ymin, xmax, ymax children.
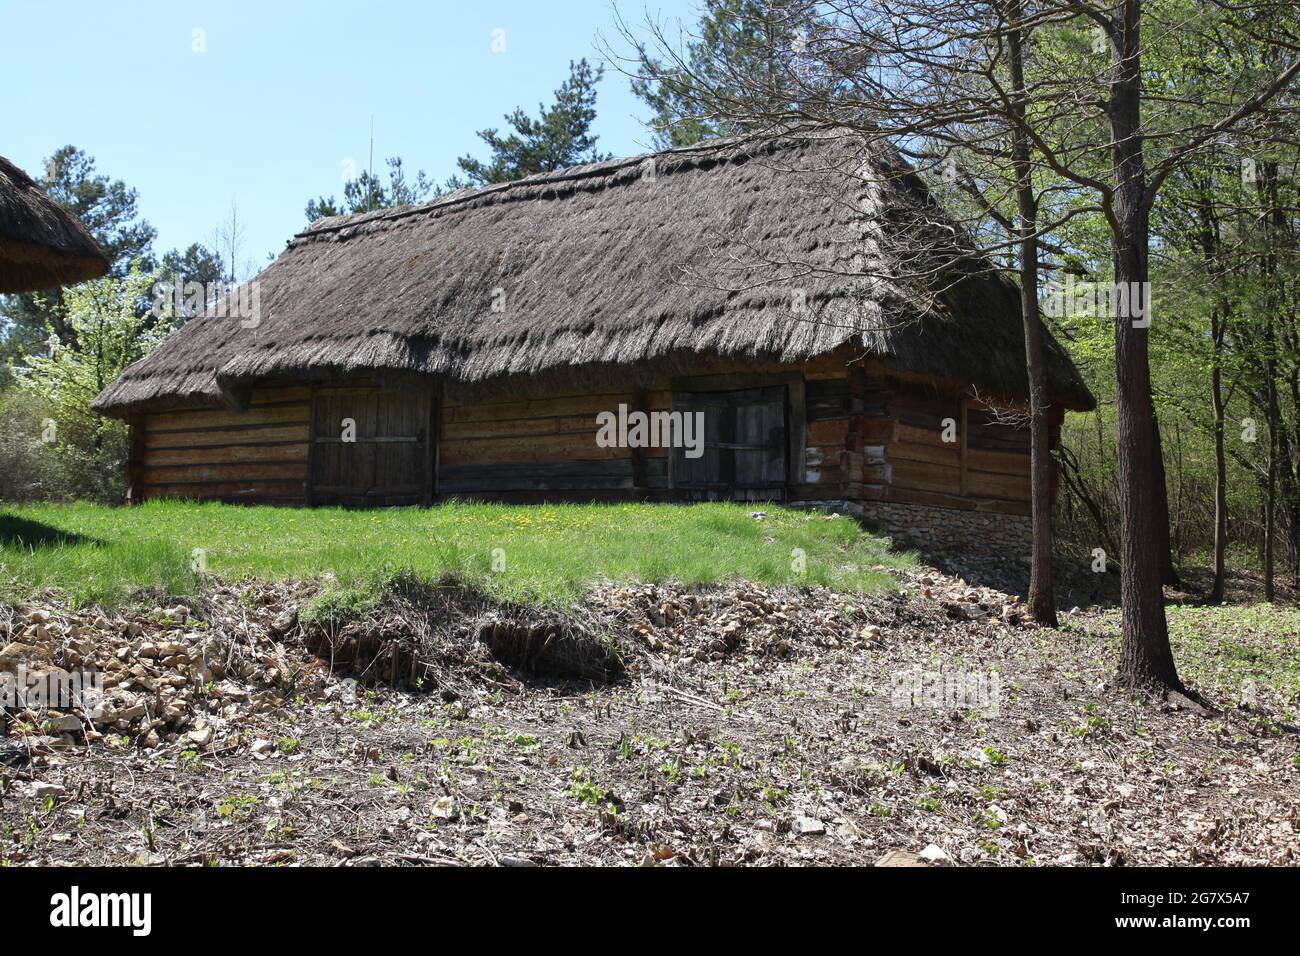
<box><xmin>93</xmin><ymin>132</ymin><xmax>1094</xmax><ymax>416</ymax></box>
<box><xmin>0</xmin><ymin>155</ymin><xmax>109</xmax><ymax>293</ymax></box>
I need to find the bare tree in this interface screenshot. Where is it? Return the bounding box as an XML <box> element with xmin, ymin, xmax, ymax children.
<box><xmin>618</xmin><ymin>0</ymin><xmax>1300</xmax><ymax>689</ymax></box>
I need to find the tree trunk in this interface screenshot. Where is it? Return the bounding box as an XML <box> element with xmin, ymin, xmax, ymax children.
<box><xmin>1109</xmin><ymin>0</ymin><xmax>1182</xmax><ymax>691</ymax></box>
<box><xmin>1261</xmin><ymin>160</ymin><xmax>1282</xmax><ymax>603</ymax></box>
<box><xmin>1006</xmin><ymin>0</ymin><xmax>1057</xmax><ymax>626</ymax></box>
<box><xmin>1150</xmin><ymin>406</ymin><xmax>1180</xmax><ymax>587</ymax></box>
<box><xmin>1264</xmin><ymin>396</ymin><xmax>1277</xmax><ymax>602</ymax></box>
<box><xmin>1209</xmin><ymin>308</ymin><xmax>1228</xmax><ymax>603</ymax></box>
<box><xmin>1289</xmin><ymin>369</ymin><xmax>1300</xmax><ymax>590</ymax></box>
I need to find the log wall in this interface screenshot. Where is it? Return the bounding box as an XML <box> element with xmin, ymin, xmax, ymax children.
<box><xmin>130</xmin><ymin>386</ymin><xmax>311</xmax><ymax>503</ymax></box>
<box><xmin>124</xmin><ymin>355</ymin><xmax>1041</xmax><ymax>516</ymax></box>
<box><xmin>438</xmin><ymin>389</ymin><xmax>670</xmax><ymax>501</ymax></box>
<box><xmin>852</xmin><ymin>376</ymin><xmax>1041</xmax><ymax>517</ymax></box>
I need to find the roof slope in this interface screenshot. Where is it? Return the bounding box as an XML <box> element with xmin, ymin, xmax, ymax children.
<box><xmin>0</xmin><ymin>155</ymin><xmax>109</xmax><ymax>293</ymax></box>
<box><xmin>93</xmin><ymin>132</ymin><xmax>1094</xmax><ymax>415</ymax></box>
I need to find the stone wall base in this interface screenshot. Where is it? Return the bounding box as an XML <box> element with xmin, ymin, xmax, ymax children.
<box><xmin>790</xmin><ymin>499</ymin><xmax>1033</xmax><ymax>557</ymax></box>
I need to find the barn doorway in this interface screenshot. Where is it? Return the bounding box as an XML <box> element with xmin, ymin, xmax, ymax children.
<box><xmin>308</xmin><ymin>386</ymin><xmax>436</xmax><ymax>506</ymax></box>
<box><xmin>671</xmin><ymin>385</ymin><xmax>788</xmax><ymax>501</ymax></box>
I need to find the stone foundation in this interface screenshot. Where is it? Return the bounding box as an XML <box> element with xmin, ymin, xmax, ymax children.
<box><xmin>791</xmin><ymin>499</ymin><xmax>1033</xmax><ymax>557</ymax></box>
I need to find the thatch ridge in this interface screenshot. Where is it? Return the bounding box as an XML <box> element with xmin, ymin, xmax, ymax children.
<box><xmin>0</xmin><ymin>155</ymin><xmax>109</xmax><ymax>293</ymax></box>
<box><xmin>297</xmin><ymin>134</ymin><xmax>769</xmax><ymax>237</ymax></box>
<box><xmin>93</xmin><ymin>132</ymin><xmax>1095</xmax><ymax>416</ymax></box>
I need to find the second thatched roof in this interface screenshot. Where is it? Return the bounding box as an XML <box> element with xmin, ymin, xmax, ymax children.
<box><xmin>0</xmin><ymin>155</ymin><xmax>109</xmax><ymax>294</ymax></box>
<box><xmin>93</xmin><ymin>131</ymin><xmax>1095</xmax><ymax>415</ymax></box>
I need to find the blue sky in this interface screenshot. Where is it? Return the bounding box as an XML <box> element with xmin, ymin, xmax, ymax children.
<box><xmin>0</xmin><ymin>0</ymin><xmax>698</xmax><ymax>269</ymax></box>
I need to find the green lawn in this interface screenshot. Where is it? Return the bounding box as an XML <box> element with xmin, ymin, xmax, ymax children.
<box><xmin>0</xmin><ymin>500</ymin><xmax>911</xmax><ymax>609</ymax></box>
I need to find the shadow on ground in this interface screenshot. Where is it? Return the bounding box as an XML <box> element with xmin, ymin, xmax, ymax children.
<box><xmin>0</xmin><ymin>514</ymin><xmax>95</xmax><ymax>550</ymax></box>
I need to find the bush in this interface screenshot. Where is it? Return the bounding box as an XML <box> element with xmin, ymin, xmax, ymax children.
<box><xmin>2</xmin><ymin>262</ymin><xmax>164</xmax><ymax>504</ymax></box>
<box><xmin>0</xmin><ymin>387</ymin><xmax>126</xmax><ymax>502</ymax></box>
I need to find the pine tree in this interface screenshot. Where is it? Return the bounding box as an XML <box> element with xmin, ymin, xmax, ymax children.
<box><xmin>629</xmin><ymin>0</ymin><xmax>805</xmax><ymax>148</ymax></box>
<box><xmin>305</xmin><ymin>157</ymin><xmax>435</xmax><ymax>224</ymax></box>
<box><xmin>454</xmin><ymin>59</ymin><xmax>610</xmax><ymax>186</ymax></box>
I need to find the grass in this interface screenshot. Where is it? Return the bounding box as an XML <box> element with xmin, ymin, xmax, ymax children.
<box><xmin>1077</xmin><ymin>602</ymin><xmax>1300</xmax><ymax>720</ymax></box>
<box><xmin>0</xmin><ymin>499</ymin><xmax>912</xmax><ymax>609</ymax></box>
<box><xmin>1165</xmin><ymin>603</ymin><xmax>1300</xmax><ymax>720</ymax></box>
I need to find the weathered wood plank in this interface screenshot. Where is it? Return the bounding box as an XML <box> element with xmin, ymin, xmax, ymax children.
<box><xmin>787</xmin><ymin>379</ymin><xmax>805</xmax><ymax>488</ymax></box>
<box><xmin>440</xmin><ymin>433</ymin><xmax>630</xmax><ymax>466</ymax></box>
<box><xmin>888</xmin><ymin>440</ymin><xmax>961</xmax><ymax>467</ymax></box>
<box><xmin>143</xmin><ymin>443</ymin><xmax>310</xmax><ymax>467</ymax></box>
<box><xmin>126</xmin><ymin>414</ymin><xmax>145</xmax><ymax>504</ymax></box>
<box><xmin>144</xmin><ymin>423</ymin><xmax>310</xmax><ymax>450</ymax></box>
<box><xmin>139</xmin><ymin>480</ymin><xmax>306</xmax><ymax>501</ymax></box>
<box><xmin>866</xmin><ymin>483</ymin><xmax>1031</xmax><ymax>516</ymax></box>
<box><xmin>145</xmin><ymin>404</ymin><xmax>310</xmax><ymax>432</ymax></box>
<box><xmin>859</xmin><ymin>419</ymin><xmax>898</xmax><ymax>443</ymax></box>
<box><xmin>895</xmin><ymin>422</ymin><xmax>955</xmax><ymax>448</ymax></box>
<box><xmin>440</xmin><ymin>458</ymin><xmax>651</xmax><ymax>481</ymax></box>
<box><xmin>142</xmin><ymin>462</ymin><xmax>309</xmax><ymax>484</ymax></box>
<box><xmin>806</xmin><ymin>418</ymin><xmax>849</xmax><ymax>445</ymax></box>
<box><xmin>788</xmin><ymin>482</ymin><xmax>847</xmax><ymax>499</ymax></box>
<box><xmin>890</xmin><ymin>458</ymin><xmax>963</xmax><ymax>495</ymax></box>
<box><xmin>442</xmin><ymin>393</ymin><xmax>644</xmax><ymax>424</ymax></box>
<box><xmin>805</xmin><ymin>378</ymin><xmax>851</xmax><ymax>420</ymax></box>
<box><xmin>441</xmin><ymin>414</ymin><xmax>601</xmax><ymax>441</ymax></box>
<box><xmin>965</xmin><ymin>469</ymin><xmax>1031</xmax><ymax>501</ymax></box>
<box><xmin>967</xmin><ymin>447</ymin><xmax>1031</xmax><ymax>476</ymax></box>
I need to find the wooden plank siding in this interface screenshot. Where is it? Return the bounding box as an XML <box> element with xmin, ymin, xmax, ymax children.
<box><xmin>122</xmin><ymin>353</ymin><xmax>1040</xmax><ymax>514</ymax></box>
<box><xmin>859</xmin><ymin>378</ymin><xmax>1036</xmax><ymax>516</ymax></box>
<box><xmin>437</xmin><ymin>389</ymin><xmax>669</xmax><ymax>499</ymax></box>
<box><xmin>131</xmin><ymin>386</ymin><xmax>311</xmax><ymax>503</ymax></box>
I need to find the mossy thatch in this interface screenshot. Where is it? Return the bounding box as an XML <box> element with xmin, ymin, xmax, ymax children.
<box><xmin>93</xmin><ymin>132</ymin><xmax>1094</xmax><ymax>415</ymax></box>
<box><xmin>0</xmin><ymin>156</ymin><xmax>109</xmax><ymax>293</ymax></box>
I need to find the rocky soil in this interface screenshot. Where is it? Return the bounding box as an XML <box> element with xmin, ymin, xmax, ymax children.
<box><xmin>2</xmin><ymin>566</ymin><xmax>1297</xmax><ymax>867</ymax></box>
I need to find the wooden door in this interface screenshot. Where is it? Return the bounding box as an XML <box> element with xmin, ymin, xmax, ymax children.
<box><xmin>309</xmin><ymin>387</ymin><xmax>435</xmax><ymax>506</ymax></box>
<box><xmin>672</xmin><ymin>386</ymin><xmax>787</xmax><ymax>500</ymax></box>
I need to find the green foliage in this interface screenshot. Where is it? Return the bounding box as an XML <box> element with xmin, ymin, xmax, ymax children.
<box><xmin>3</xmin><ymin>263</ymin><xmax>169</xmax><ymax>502</ymax></box>
<box><xmin>567</xmin><ymin>766</ymin><xmax>610</xmax><ymax>805</ymax></box>
<box><xmin>158</xmin><ymin>243</ymin><xmax>225</xmax><ymax>300</ymax></box>
<box><xmin>36</xmin><ymin>146</ymin><xmax>158</xmax><ymax>276</ymax></box>
<box><xmin>629</xmin><ymin>0</ymin><xmax>806</xmax><ymax>148</ymax></box>
<box><xmin>1034</xmin><ymin>14</ymin><xmax>1300</xmax><ymax>574</ymax></box>
<box><xmin>14</xmin><ymin>262</ymin><xmax>167</xmax><ymax>406</ymax></box>
<box><xmin>454</xmin><ymin>59</ymin><xmax>609</xmax><ymax>187</ymax></box>
<box><xmin>0</xmin><ymin>146</ymin><xmax>159</xmax><ymax>377</ymax></box>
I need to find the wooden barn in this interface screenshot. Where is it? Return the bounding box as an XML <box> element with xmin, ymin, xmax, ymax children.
<box><xmin>92</xmin><ymin>132</ymin><xmax>1094</xmax><ymax>552</ymax></box>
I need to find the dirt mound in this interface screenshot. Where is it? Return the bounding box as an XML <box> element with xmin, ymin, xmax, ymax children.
<box><xmin>298</xmin><ymin>579</ymin><xmax>623</xmax><ymax>692</ymax></box>
<box><xmin>293</xmin><ymin>568</ymin><xmax>1038</xmax><ymax>692</ymax></box>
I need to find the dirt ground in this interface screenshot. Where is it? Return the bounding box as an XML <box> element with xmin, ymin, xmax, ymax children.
<box><xmin>2</xmin><ymin>563</ymin><xmax>1297</xmax><ymax>867</ymax></box>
